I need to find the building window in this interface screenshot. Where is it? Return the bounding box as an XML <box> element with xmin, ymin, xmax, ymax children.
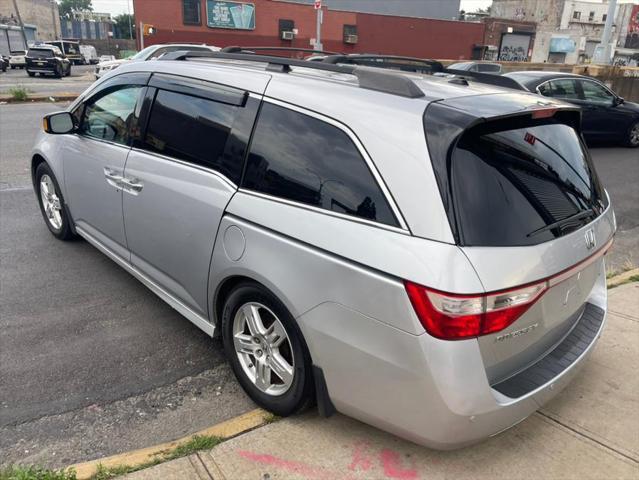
<box><xmin>588</xmin><ymin>11</ymin><xmax>595</xmax><ymax>22</ymax></box>
<box><xmin>279</xmin><ymin>19</ymin><xmax>295</xmax><ymax>41</ymax></box>
<box><xmin>602</xmin><ymin>14</ymin><xmax>607</xmax><ymax>22</ymax></box>
<box><xmin>183</xmin><ymin>0</ymin><xmax>201</xmax><ymax>25</ymax></box>
<box><xmin>343</xmin><ymin>24</ymin><xmax>358</xmax><ymax>44</ymax></box>
<box><xmin>573</xmin><ymin>11</ymin><xmax>581</xmax><ymax>20</ymax></box>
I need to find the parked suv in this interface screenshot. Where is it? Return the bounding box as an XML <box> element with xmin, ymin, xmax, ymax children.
<box><xmin>26</xmin><ymin>45</ymin><xmax>71</xmax><ymax>78</ymax></box>
<box><xmin>31</xmin><ymin>49</ymin><xmax>615</xmax><ymax>449</ymax></box>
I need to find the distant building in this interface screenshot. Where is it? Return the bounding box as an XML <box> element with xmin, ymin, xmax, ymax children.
<box><xmin>491</xmin><ymin>0</ymin><xmax>639</xmax><ymax>64</ymax></box>
<box><xmin>0</xmin><ymin>0</ymin><xmax>60</xmax><ymax>52</ymax></box>
<box><xmin>133</xmin><ymin>0</ymin><xmax>482</xmax><ymax>60</ymax></box>
<box><xmin>59</xmin><ymin>10</ymin><xmax>114</xmax><ymax>40</ymax></box>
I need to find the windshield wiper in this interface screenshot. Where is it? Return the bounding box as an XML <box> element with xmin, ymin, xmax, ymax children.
<box><xmin>526</xmin><ymin>209</ymin><xmax>595</xmax><ymax>238</ymax></box>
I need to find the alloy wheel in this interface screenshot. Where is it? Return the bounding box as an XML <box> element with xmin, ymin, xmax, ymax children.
<box><xmin>232</xmin><ymin>302</ymin><xmax>295</xmax><ymax>396</ymax></box>
<box><xmin>630</xmin><ymin>122</ymin><xmax>639</xmax><ymax>147</ymax></box>
<box><xmin>40</xmin><ymin>174</ymin><xmax>63</xmax><ymax>230</ymax></box>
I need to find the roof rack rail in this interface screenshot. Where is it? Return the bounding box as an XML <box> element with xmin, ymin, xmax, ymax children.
<box><xmin>322</xmin><ymin>54</ymin><xmax>445</xmax><ymax>74</ymax></box>
<box><xmin>160</xmin><ymin>50</ymin><xmax>425</xmax><ymax>99</ymax></box>
<box><xmin>443</xmin><ymin>68</ymin><xmax>526</xmax><ymax>91</ymax></box>
<box><xmin>221</xmin><ymin>46</ymin><xmax>343</xmax><ymax>56</ymax></box>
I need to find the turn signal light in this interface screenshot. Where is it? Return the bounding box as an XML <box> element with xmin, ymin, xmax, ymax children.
<box><xmin>404</xmin><ymin>281</ymin><xmax>547</xmax><ymax>340</ymax></box>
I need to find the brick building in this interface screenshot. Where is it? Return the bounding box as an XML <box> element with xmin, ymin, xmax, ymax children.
<box><xmin>132</xmin><ymin>0</ymin><xmax>484</xmax><ymax>60</ymax></box>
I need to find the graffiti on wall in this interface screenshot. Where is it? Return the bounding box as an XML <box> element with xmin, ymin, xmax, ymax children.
<box><xmin>499</xmin><ymin>33</ymin><xmax>531</xmax><ymax>61</ymax></box>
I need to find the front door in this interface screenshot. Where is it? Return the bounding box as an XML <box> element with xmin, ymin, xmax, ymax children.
<box><xmin>63</xmin><ymin>80</ymin><xmax>147</xmax><ymax>259</ymax></box>
<box><xmin>122</xmin><ymin>78</ymin><xmax>262</xmax><ymax>317</ymax></box>
<box><xmin>573</xmin><ymin>79</ymin><xmax>626</xmax><ymax>141</ymax></box>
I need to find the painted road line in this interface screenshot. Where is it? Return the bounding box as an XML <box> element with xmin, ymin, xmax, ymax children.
<box><xmin>66</xmin><ymin>408</ymin><xmax>268</xmax><ymax>480</ymax></box>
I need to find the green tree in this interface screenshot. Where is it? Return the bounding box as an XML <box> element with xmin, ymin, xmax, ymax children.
<box><xmin>114</xmin><ymin>14</ymin><xmax>135</xmax><ymax>39</ymax></box>
<box><xmin>58</xmin><ymin>0</ymin><xmax>93</xmax><ymax>17</ymax></box>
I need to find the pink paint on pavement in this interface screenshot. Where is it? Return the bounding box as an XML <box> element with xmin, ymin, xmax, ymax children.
<box><xmin>379</xmin><ymin>449</ymin><xmax>419</xmax><ymax>480</ymax></box>
<box><xmin>348</xmin><ymin>442</ymin><xmax>373</xmax><ymax>472</ymax></box>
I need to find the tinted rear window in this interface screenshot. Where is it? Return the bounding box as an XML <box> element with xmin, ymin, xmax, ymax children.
<box><xmin>28</xmin><ymin>49</ymin><xmax>53</xmax><ymax>58</ymax></box>
<box><xmin>450</xmin><ymin>122</ymin><xmax>605</xmax><ymax>246</ymax></box>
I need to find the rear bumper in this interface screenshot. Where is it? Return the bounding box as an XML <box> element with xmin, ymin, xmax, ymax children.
<box><xmin>301</xmin><ymin>270</ymin><xmax>607</xmax><ymax>450</ymax></box>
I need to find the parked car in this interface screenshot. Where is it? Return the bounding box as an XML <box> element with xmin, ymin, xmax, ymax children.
<box><xmin>446</xmin><ymin>61</ymin><xmax>502</xmax><ymax>74</ymax></box>
<box><xmin>94</xmin><ymin>43</ymin><xmax>219</xmax><ymax>79</ymax></box>
<box><xmin>32</xmin><ymin>49</ymin><xmax>615</xmax><ymax>450</ymax></box>
<box><xmin>99</xmin><ymin>55</ymin><xmax>116</xmax><ymax>63</ymax></box>
<box><xmin>504</xmin><ymin>71</ymin><xmax>639</xmax><ymax>147</ymax></box>
<box><xmin>9</xmin><ymin>50</ymin><xmax>27</xmax><ymax>69</ymax></box>
<box><xmin>0</xmin><ymin>55</ymin><xmax>8</xmax><ymax>72</ymax></box>
<box><xmin>80</xmin><ymin>45</ymin><xmax>99</xmax><ymax>65</ymax></box>
<box><xmin>46</xmin><ymin>40</ymin><xmax>83</xmax><ymax>65</ymax></box>
<box><xmin>26</xmin><ymin>45</ymin><xmax>71</xmax><ymax>78</ymax></box>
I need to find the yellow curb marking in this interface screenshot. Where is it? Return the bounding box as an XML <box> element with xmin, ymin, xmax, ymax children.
<box><xmin>66</xmin><ymin>408</ymin><xmax>268</xmax><ymax>480</ymax></box>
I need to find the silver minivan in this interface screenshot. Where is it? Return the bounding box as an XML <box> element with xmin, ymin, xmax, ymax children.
<box><xmin>32</xmin><ymin>50</ymin><xmax>615</xmax><ymax>449</ymax></box>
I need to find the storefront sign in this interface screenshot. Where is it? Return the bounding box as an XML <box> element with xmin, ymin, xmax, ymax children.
<box><xmin>206</xmin><ymin>1</ymin><xmax>255</xmax><ymax>30</ymax></box>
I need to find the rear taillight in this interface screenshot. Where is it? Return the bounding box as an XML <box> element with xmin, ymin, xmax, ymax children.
<box><xmin>404</xmin><ymin>281</ymin><xmax>547</xmax><ymax>340</ymax></box>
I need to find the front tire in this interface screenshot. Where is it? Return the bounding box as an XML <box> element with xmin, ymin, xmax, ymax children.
<box><xmin>221</xmin><ymin>282</ymin><xmax>313</xmax><ymax>417</ymax></box>
<box><xmin>27</xmin><ymin>71</ymin><xmax>35</xmax><ymax>77</ymax></box>
<box><xmin>626</xmin><ymin>121</ymin><xmax>639</xmax><ymax>148</ymax></box>
<box><xmin>35</xmin><ymin>163</ymin><xmax>75</xmax><ymax>240</ymax></box>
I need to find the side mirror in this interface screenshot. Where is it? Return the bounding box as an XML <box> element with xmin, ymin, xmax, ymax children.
<box><xmin>43</xmin><ymin>111</ymin><xmax>75</xmax><ymax>134</ymax></box>
<box><xmin>614</xmin><ymin>96</ymin><xmax>625</xmax><ymax>106</ymax></box>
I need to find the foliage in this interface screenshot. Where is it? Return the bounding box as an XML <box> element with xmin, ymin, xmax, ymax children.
<box><xmin>113</xmin><ymin>14</ymin><xmax>135</xmax><ymax>39</ymax></box>
<box><xmin>0</xmin><ymin>466</ymin><xmax>76</xmax><ymax>480</ymax></box>
<box><xmin>58</xmin><ymin>0</ymin><xmax>93</xmax><ymax>18</ymax></box>
<box><xmin>8</xmin><ymin>86</ymin><xmax>29</xmax><ymax>101</ymax></box>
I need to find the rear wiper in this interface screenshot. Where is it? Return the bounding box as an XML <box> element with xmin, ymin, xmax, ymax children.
<box><xmin>526</xmin><ymin>209</ymin><xmax>595</xmax><ymax>238</ymax></box>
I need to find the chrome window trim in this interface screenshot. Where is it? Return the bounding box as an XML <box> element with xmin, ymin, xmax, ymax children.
<box><xmin>129</xmin><ymin>147</ymin><xmax>238</xmax><ymax>191</ymax></box>
<box><xmin>238</xmin><ymin>188</ymin><xmax>410</xmax><ymax>236</ymax></box>
<box><xmin>250</xmin><ymin>95</ymin><xmax>410</xmax><ymax>232</ymax></box>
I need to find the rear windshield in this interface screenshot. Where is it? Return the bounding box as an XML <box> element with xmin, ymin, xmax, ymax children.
<box><xmin>450</xmin><ymin>122</ymin><xmax>605</xmax><ymax>246</ymax></box>
<box><xmin>28</xmin><ymin>49</ymin><xmax>53</xmax><ymax>58</ymax></box>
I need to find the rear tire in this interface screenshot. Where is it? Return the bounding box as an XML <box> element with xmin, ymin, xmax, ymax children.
<box><xmin>626</xmin><ymin>121</ymin><xmax>639</xmax><ymax>148</ymax></box>
<box><xmin>27</xmin><ymin>71</ymin><xmax>35</xmax><ymax>77</ymax></box>
<box><xmin>221</xmin><ymin>282</ymin><xmax>314</xmax><ymax>417</ymax></box>
<box><xmin>35</xmin><ymin>163</ymin><xmax>75</xmax><ymax>241</ymax></box>
<box><xmin>55</xmin><ymin>65</ymin><xmax>62</xmax><ymax>79</ymax></box>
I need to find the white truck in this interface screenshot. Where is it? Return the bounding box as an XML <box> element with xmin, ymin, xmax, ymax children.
<box><xmin>79</xmin><ymin>45</ymin><xmax>99</xmax><ymax>65</ymax></box>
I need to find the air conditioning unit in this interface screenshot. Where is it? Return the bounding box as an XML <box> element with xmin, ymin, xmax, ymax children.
<box><xmin>281</xmin><ymin>31</ymin><xmax>294</xmax><ymax>40</ymax></box>
<box><xmin>344</xmin><ymin>34</ymin><xmax>358</xmax><ymax>44</ymax></box>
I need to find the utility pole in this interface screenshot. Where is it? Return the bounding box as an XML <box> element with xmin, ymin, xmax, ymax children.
<box><xmin>139</xmin><ymin>21</ymin><xmax>144</xmax><ymax>49</ymax></box>
<box><xmin>595</xmin><ymin>0</ymin><xmax>617</xmax><ymax>64</ymax></box>
<box><xmin>127</xmin><ymin>0</ymin><xmax>133</xmax><ymax>40</ymax></box>
<box><xmin>50</xmin><ymin>0</ymin><xmax>59</xmax><ymax>40</ymax></box>
<box><xmin>11</xmin><ymin>0</ymin><xmax>29</xmax><ymax>48</ymax></box>
<box><xmin>314</xmin><ymin>0</ymin><xmax>323</xmax><ymax>51</ymax></box>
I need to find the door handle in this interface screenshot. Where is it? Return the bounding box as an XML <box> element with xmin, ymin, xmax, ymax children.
<box><xmin>121</xmin><ymin>177</ymin><xmax>144</xmax><ymax>194</ymax></box>
<box><xmin>103</xmin><ymin>167</ymin><xmax>124</xmax><ymax>189</ymax></box>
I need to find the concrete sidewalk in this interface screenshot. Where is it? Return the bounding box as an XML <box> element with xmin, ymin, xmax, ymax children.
<box><xmin>123</xmin><ymin>283</ymin><xmax>639</xmax><ymax>480</ymax></box>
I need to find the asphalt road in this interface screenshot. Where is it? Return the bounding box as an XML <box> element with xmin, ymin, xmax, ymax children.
<box><xmin>0</xmin><ymin>64</ymin><xmax>95</xmax><ymax>97</ymax></box>
<box><xmin>0</xmin><ymin>102</ymin><xmax>637</xmax><ymax>468</ymax></box>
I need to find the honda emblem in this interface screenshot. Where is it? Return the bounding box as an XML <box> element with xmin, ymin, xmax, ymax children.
<box><xmin>585</xmin><ymin>228</ymin><xmax>596</xmax><ymax>250</ymax></box>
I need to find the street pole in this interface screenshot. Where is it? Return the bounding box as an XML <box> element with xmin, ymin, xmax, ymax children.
<box><xmin>50</xmin><ymin>0</ymin><xmax>58</xmax><ymax>40</ymax></box>
<box><xmin>11</xmin><ymin>0</ymin><xmax>29</xmax><ymax>49</ymax></box>
<box><xmin>127</xmin><ymin>0</ymin><xmax>133</xmax><ymax>40</ymax></box>
<box><xmin>139</xmin><ymin>20</ymin><xmax>144</xmax><ymax>50</ymax></box>
<box><xmin>595</xmin><ymin>0</ymin><xmax>617</xmax><ymax>64</ymax></box>
<box><xmin>315</xmin><ymin>6</ymin><xmax>323</xmax><ymax>51</ymax></box>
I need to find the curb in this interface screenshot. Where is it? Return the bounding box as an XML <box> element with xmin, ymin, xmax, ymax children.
<box><xmin>0</xmin><ymin>93</ymin><xmax>79</xmax><ymax>104</ymax></box>
<box><xmin>66</xmin><ymin>408</ymin><xmax>268</xmax><ymax>480</ymax></box>
<box><xmin>607</xmin><ymin>268</ymin><xmax>639</xmax><ymax>288</ymax></box>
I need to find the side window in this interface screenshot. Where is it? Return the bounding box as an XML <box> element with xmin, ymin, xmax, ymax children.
<box><xmin>242</xmin><ymin>103</ymin><xmax>398</xmax><ymax>227</ymax></box>
<box><xmin>143</xmin><ymin>90</ymin><xmax>239</xmax><ymax>181</ymax></box>
<box><xmin>148</xmin><ymin>47</ymin><xmax>168</xmax><ymax>59</ymax></box>
<box><xmin>541</xmin><ymin>79</ymin><xmax>579</xmax><ymax>100</ymax></box>
<box><xmin>80</xmin><ymin>86</ymin><xmax>144</xmax><ymax>145</ymax></box>
<box><xmin>579</xmin><ymin>80</ymin><xmax>614</xmax><ymax>105</ymax></box>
